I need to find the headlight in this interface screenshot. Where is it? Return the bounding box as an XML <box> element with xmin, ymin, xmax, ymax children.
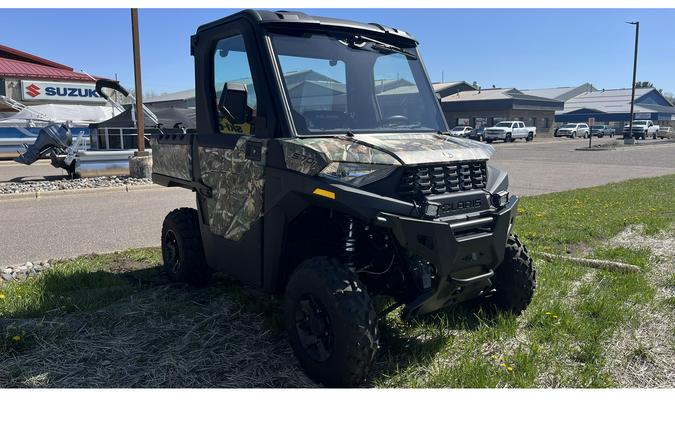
<box><xmin>319</xmin><ymin>162</ymin><xmax>396</xmax><ymax>187</ymax></box>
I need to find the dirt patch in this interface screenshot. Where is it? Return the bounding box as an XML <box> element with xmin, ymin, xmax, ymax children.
<box><xmin>0</xmin><ymin>281</ymin><xmax>316</xmax><ymax>388</ymax></box>
<box><xmin>604</xmin><ymin>225</ymin><xmax>675</xmax><ymax>388</ymax></box>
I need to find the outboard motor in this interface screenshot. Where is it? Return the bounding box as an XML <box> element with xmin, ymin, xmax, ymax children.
<box><xmin>14</xmin><ymin>123</ymin><xmax>72</xmax><ymax>165</ymax></box>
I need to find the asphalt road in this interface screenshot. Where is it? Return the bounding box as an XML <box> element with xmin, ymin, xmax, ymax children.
<box><xmin>0</xmin><ymin>159</ymin><xmax>67</xmax><ymax>183</ymax></box>
<box><xmin>1</xmin><ymin>137</ymin><xmax>674</xmax><ymax>267</ymax></box>
<box><xmin>489</xmin><ymin>137</ymin><xmax>675</xmax><ymax>196</ymax></box>
<box><xmin>0</xmin><ymin>188</ymin><xmax>195</xmax><ymax>267</ymax></box>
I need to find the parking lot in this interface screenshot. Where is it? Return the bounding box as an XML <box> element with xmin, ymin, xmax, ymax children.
<box><xmin>489</xmin><ymin>137</ymin><xmax>675</xmax><ymax>196</ymax></box>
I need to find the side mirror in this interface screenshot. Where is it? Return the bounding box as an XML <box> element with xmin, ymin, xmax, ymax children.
<box><xmin>218</xmin><ymin>82</ymin><xmax>249</xmax><ymax>124</ymax></box>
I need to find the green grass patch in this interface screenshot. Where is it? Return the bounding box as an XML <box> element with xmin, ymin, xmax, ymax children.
<box><xmin>516</xmin><ymin>174</ymin><xmax>675</xmax><ymax>252</ymax></box>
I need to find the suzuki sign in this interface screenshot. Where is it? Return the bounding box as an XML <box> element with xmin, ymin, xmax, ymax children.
<box><xmin>20</xmin><ymin>80</ymin><xmax>106</xmax><ymax>103</ymax></box>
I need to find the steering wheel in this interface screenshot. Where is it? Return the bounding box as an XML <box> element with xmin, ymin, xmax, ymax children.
<box><xmin>382</xmin><ymin>115</ymin><xmax>410</xmax><ymax>127</ymax></box>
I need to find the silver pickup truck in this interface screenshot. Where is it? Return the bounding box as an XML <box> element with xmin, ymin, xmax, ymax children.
<box><xmin>484</xmin><ymin>121</ymin><xmax>536</xmax><ymax>143</ymax></box>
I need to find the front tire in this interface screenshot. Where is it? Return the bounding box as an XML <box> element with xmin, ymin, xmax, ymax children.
<box><xmin>488</xmin><ymin>234</ymin><xmax>536</xmax><ymax>315</ymax></box>
<box><xmin>161</xmin><ymin>208</ymin><xmax>211</xmax><ymax>286</ymax></box>
<box><xmin>505</xmin><ymin>133</ymin><xmax>512</xmax><ymax>143</ymax></box>
<box><xmin>285</xmin><ymin>257</ymin><xmax>379</xmax><ymax>387</ymax></box>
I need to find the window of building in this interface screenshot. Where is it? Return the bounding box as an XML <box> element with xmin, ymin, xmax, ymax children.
<box><xmin>544</xmin><ymin>117</ymin><xmax>550</xmax><ymax>128</ymax></box>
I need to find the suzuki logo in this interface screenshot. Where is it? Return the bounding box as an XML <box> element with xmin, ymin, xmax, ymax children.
<box><xmin>442</xmin><ymin>151</ymin><xmax>454</xmax><ymax>159</ymax></box>
<box><xmin>25</xmin><ymin>84</ymin><xmax>41</xmax><ymax>97</ymax></box>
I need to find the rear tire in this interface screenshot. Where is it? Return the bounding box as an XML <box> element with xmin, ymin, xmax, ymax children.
<box><xmin>526</xmin><ymin>132</ymin><xmax>534</xmax><ymax>142</ymax></box>
<box><xmin>285</xmin><ymin>257</ymin><xmax>379</xmax><ymax>387</ymax></box>
<box><xmin>487</xmin><ymin>234</ymin><xmax>536</xmax><ymax>315</ymax></box>
<box><xmin>161</xmin><ymin>208</ymin><xmax>211</xmax><ymax>286</ymax></box>
<box><xmin>653</xmin><ymin>133</ymin><xmax>657</xmax><ymax>140</ymax></box>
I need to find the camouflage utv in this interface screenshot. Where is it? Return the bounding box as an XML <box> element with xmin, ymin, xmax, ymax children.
<box><xmin>150</xmin><ymin>9</ymin><xmax>536</xmax><ymax>387</ymax></box>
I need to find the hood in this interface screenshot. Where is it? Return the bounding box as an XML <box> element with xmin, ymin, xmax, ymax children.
<box><xmin>281</xmin><ymin>132</ymin><xmax>495</xmax><ymax>176</ymax></box>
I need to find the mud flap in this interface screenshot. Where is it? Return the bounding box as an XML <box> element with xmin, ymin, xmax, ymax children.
<box><xmin>14</xmin><ymin>124</ymin><xmax>71</xmax><ymax>165</ymax></box>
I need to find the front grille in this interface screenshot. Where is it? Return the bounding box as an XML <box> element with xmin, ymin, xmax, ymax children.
<box><xmin>397</xmin><ymin>161</ymin><xmax>488</xmax><ymax>199</ymax></box>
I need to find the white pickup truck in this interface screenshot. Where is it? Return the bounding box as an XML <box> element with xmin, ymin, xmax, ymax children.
<box><xmin>484</xmin><ymin>121</ymin><xmax>536</xmax><ymax>143</ymax></box>
<box><xmin>623</xmin><ymin>120</ymin><xmax>660</xmax><ymax>140</ymax></box>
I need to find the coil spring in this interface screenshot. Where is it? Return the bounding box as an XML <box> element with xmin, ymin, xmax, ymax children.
<box><xmin>341</xmin><ymin>215</ymin><xmax>358</xmax><ymax>271</ymax></box>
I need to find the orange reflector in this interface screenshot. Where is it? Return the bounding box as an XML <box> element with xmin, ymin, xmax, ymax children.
<box><xmin>313</xmin><ymin>188</ymin><xmax>335</xmax><ymax>199</ymax></box>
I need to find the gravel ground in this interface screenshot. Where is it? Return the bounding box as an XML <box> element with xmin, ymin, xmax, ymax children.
<box><xmin>1</xmin><ymin>260</ymin><xmax>53</xmax><ymax>283</ymax></box>
<box><xmin>0</xmin><ymin>176</ymin><xmax>152</xmax><ymax>195</ymax></box>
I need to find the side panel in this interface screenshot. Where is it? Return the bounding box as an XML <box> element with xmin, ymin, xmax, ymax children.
<box><xmin>198</xmin><ymin>137</ymin><xmax>266</xmax><ymax>241</ymax></box>
<box><xmin>152</xmin><ymin>139</ymin><xmax>192</xmax><ymax>181</ymax></box>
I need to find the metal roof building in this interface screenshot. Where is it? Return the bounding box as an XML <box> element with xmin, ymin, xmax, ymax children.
<box><xmin>440</xmin><ymin>88</ymin><xmax>564</xmax><ymax>134</ymax></box>
<box><xmin>0</xmin><ymin>44</ymin><xmax>107</xmax><ymax>113</ymax></box>
<box><xmin>521</xmin><ymin>83</ymin><xmax>596</xmax><ymax>102</ymax></box>
<box><xmin>554</xmin><ymin>87</ymin><xmax>675</xmax><ymax>127</ymax></box>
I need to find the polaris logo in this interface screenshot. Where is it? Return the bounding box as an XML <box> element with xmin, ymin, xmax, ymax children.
<box><xmin>437</xmin><ymin>196</ymin><xmax>485</xmax><ymax>216</ymax></box>
<box><xmin>25</xmin><ymin>84</ymin><xmax>41</xmax><ymax>98</ymax></box>
<box><xmin>20</xmin><ymin>80</ymin><xmax>105</xmax><ymax>103</ymax></box>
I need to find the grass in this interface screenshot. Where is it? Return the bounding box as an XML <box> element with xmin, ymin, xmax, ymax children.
<box><xmin>515</xmin><ymin>174</ymin><xmax>675</xmax><ymax>252</ymax></box>
<box><xmin>1</xmin><ymin>174</ymin><xmax>674</xmax><ymax>387</ymax></box>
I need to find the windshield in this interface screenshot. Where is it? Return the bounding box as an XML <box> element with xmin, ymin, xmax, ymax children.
<box><xmin>592</xmin><ymin>125</ymin><xmax>604</xmax><ymax>129</ymax></box>
<box><xmin>270</xmin><ymin>32</ymin><xmax>446</xmax><ymax>135</ymax></box>
<box><xmin>451</xmin><ymin>126</ymin><xmax>466</xmax><ymax>131</ymax></box>
<box><xmin>561</xmin><ymin>124</ymin><xmax>576</xmax><ymax>128</ymax></box>
<box><xmin>633</xmin><ymin>121</ymin><xmax>648</xmax><ymax>125</ymax></box>
<box><xmin>495</xmin><ymin>122</ymin><xmax>512</xmax><ymax>128</ymax></box>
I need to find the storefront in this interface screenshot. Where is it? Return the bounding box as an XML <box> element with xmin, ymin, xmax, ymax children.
<box><xmin>0</xmin><ymin>44</ymin><xmax>107</xmax><ymax>115</ymax></box>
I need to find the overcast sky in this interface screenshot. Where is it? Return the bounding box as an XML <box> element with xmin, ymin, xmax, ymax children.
<box><xmin>2</xmin><ymin>8</ymin><xmax>674</xmax><ymax>95</ymax></box>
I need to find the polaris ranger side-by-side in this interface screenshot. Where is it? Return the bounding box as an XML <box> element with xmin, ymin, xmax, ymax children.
<box><xmin>148</xmin><ymin>9</ymin><xmax>536</xmax><ymax>386</ymax></box>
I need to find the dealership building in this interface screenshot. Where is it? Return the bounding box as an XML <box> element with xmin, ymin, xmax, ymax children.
<box><xmin>439</xmin><ymin>85</ymin><xmax>564</xmax><ymax>134</ymax></box>
<box><xmin>0</xmin><ymin>44</ymin><xmax>106</xmax><ymax>116</ymax></box>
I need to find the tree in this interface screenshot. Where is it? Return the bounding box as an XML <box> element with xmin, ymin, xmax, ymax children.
<box><xmin>634</xmin><ymin>81</ymin><xmax>654</xmax><ymax>88</ymax></box>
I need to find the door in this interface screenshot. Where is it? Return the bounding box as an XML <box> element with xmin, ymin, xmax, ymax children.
<box><xmin>192</xmin><ymin>26</ymin><xmax>269</xmax><ymax>284</ymax></box>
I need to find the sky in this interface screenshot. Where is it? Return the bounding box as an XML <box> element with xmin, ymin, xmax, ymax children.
<box><xmin>1</xmin><ymin>8</ymin><xmax>674</xmax><ymax>95</ymax></box>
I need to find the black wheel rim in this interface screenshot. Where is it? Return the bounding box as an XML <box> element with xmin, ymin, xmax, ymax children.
<box><xmin>163</xmin><ymin>230</ymin><xmax>181</xmax><ymax>274</ymax></box>
<box><xmin>294</xmin><ymin>294</ymin><xmax>334</xmax><ymax>362</ymax></box>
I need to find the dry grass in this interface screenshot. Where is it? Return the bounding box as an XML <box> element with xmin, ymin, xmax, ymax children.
<box><xmin>603</xmin><ymin>225</ymin><xmax>675</xmax><ymax>388</ymax></box>
<box><xmin>0</xmin><ymin>253</ymin><xmax>315</xmax><ymax>388</ymax></box>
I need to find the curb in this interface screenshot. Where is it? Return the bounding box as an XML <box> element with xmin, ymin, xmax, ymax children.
<box><xmin>0</xmin><ymin>184</ymin><xmax>166</xmax><ymax>202</ymax></box>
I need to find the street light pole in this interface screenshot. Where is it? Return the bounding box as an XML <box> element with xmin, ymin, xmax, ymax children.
<box><xmin>626</xmin><ymin>21</ymin><xmax>639</xmax><ymax>144</ymax></box>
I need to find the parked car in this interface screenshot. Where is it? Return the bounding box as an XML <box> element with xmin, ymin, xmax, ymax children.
<box><xmin>483</xmin><ymin>121</ymin><xmax>536</xmax><ymax>143</ymax></box>
<box><xmin>590</xmin><ymin>125</ymin><xmax>615</xmax><ymax>138</ymax></box>
<box><xmin>657</xmin><ymin>126</ymin><xmax>673</xmax><ymax>139</ymax></box>
<box><xmin>623</xmin><ymin>120</ymin><xmax>659</xmax><ymax>140</ymax></box>
<box><xmin>449</xmin><ymin>126</ymin><xmax>473</xmax><ymax>137</ymax></box>
<box><xmin>466</xmin><ymin>127</ymin><xmax>487</xmax><ymax>142</ymax></box>
<box><xmin>555</xmin><ymin>123</ymin><xmax>590</xmax><ymax>138</ymax></box>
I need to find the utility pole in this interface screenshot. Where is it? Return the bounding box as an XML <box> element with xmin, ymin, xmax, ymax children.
<box><xmin>131</xmin><ymin>8</ymin><xmax>145</xmax><ymax>153</ymax></box>
<box><xmin>626</xmin><ymin>21</ymin><xmax>639</xmax><ymax>144</ymax></box>
<box><xmin>128</xmin><ymin>8</ymin><xmax>152</xmax><ymax>178</ymax></box>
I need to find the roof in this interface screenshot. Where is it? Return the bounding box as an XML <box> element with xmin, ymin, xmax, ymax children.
<box><xmin>440</xmin><ymin>87</ymin><xmax>564</xmax><ymax>112</ymax></box>
<box><xmin>0</xmin><ymin>44</ymin><xmax>97</xmax><ymax>81</ymax></box>
<box><xmin>560</xmin><ymin>88</ymin><xmax>675</xmax><ymax>115</ymax></box>
<box><xmin>197</xmin><ymin>9</ymin><xmax>417</xmax><ymax>46</ymax></box>
<box><xmin>0</xmin><ymin>44</ymin><xmax>72</xmax><ymax>70</ymax></box>
<box><xmin>521</xmin><ymin>83</ymin><xmax>595</xmax><ymax>101</ymax></box>
<box><xmin>442</xmin><ymin>88</ymin><xmax>517</xmax><ymax>102</ymax></box>
<box><xmin>145</xmin><ymin>88</ymin><xmax>196</xmax><ymax>104</ymax></box>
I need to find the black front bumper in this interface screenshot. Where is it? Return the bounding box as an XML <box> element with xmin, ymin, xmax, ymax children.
<box><xmin>374</xmin><ymin>196</ymin><xmax>518</xmax><ymax>317</ymax></box>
